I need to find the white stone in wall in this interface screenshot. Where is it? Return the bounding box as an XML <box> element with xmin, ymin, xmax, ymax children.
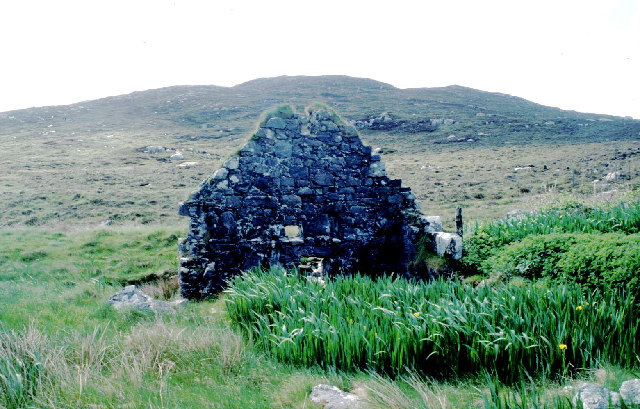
<box><xmin>224</xmin><ymin>156</ymin><xmax>239</xmax><ymax>170</ymax></box>
<box><xmin>213</xmin><ymin>168</ymin><xmax>229</xmax><ymax>180</ymax></box>
<box><xmin>422</xmin><ymin>216</ymin><xmax>443</xmax><ymax>233</ymax></box>
<box><xmin>435</xmin><ymin>232</ymin><xmax>462</xmax><ymax>260</ymax></box>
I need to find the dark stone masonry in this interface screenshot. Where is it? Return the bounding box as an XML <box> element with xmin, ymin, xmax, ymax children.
<box><xmin>178</xmin><ymin>106</ymin><xmax>461</xmax><ymax>299</ymax></box>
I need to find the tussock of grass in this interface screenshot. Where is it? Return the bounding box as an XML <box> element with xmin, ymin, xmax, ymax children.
<box><xmin>0</xmin><ymin>324</ymin><xmax>60</xmax><ymax>409</ymax></box>
<box><xmin>363</xmin><ymin>371</ymin><xmax>452</xmax><ymax>409</ymax></box>
<box><xmin>0</xmin><ymin>227</ymin><xmax>180</xmax><ymax>286</ymax></box>
<box><xmin>481</xmin><ymin>374</ymin><xmax>574</xmax><ymax>409</ymax></box>
<box><xmin>258</xmin><ymin>104</ymin><xmax>296</xmax><ymax>127</ymax></box>
<box><xmin>0</xmin><ymin>308</ymin><xmax>270</xmax><ymax>407</ymax></box>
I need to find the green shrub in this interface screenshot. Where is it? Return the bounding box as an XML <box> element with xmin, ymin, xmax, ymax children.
<box><xmin>488</xmin><ymin>233</ymin><xmax>640</xmax><ymax>293</ymax></box>
<box><xmin>463</xmin><ymin>200</ymin><xmax>640</xmax><ymax>276</ymax></box>
<box><xmin>461</xmin><ymin>229</ymin><xmax>502</xmax><ymax>275</ymax></box>
<box><xmin>226</xmin><ymin>268</ymin><xmax>640</xmax><ymax>382</ymax></box>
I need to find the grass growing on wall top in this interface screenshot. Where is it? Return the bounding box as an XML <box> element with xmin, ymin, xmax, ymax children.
<box><xmin>305</xmin><ymin>102</ymin><xmax>347</xmax><ymax>125</ymax></box>
<box><xmin>225</xmin><ymin>268</ymin><xmax>640</xmax><ymax>382</ymax></box>
<box><xmin>258</xmin><ymin>104</ymin><xmax>296</xmax><ymax>127</ymax></box>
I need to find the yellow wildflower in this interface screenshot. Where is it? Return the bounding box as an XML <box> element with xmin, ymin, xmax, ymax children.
<box><xmin>576</xmin><ymin>306</ymin><xmax>583</xmax><ymax>311</ymax></box>
<box><xmin>363</xmin><ymin>325</ymin><xmax>366</xmax><ymax>331</ymax></box>
<box><xmin>413</xmin><ymin>312</ymin><xmax>420</xmax><ymax>318</ymax></box>
<box><xmin>374</xmin><ymin>332</ymin><xmax>378</xmax><ymax>338</ymax></box>
<box><xmin>558</xmin><ymin>344</ymin><xmax>567</xmax><ymax>350</ymax></box>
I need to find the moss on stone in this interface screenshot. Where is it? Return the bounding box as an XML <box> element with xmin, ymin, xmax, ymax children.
<box><xmin>259</xmin><ymin>104</ymin><xmax>296</xmax><ymax>127</ymax></box>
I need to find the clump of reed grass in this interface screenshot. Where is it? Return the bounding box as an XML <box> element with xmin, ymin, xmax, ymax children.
<box><xmin>0</xmin><ymin>324</ymin><xmax>63</xmax><ymax>409</ymax></box>
<box><xmin>226</xmin><ymin>268</ymin><xmax>640</xmax><ymax>382</ymax></box>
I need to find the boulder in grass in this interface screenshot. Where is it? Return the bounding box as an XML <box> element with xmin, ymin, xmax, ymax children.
<box><xmin>572</xmin><ymin>384</ymin><xmax>614</xmax><ymax>409</ymax></box>
<box><xmin>177</xmin><ymin>161</ymin><xmax>198</xmax><ymax>168</ymax></box>
<box><xmin>108</xmin><ymin>285</ymin><xmax>184</xmax><ymax>314</ymax></box>
<box><xmin>310</xmin><ymin>384</ymin><xmax>367</xmax><ymax>409</ymax></box>
<box><xmin>620</xmin><ymin>379</ymin><xmax>640</xmax><ymax>406</ymax></box>
<box><xmin>145</xmin><ymin>146</ymin><xmax>166</xmax><ymax>154</ymax></box>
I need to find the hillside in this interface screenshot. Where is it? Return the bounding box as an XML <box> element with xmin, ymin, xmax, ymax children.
<box><xmin>1</xmin><ymin>75</ymin><xmax>639</xmax><ymax>228</ymax></box>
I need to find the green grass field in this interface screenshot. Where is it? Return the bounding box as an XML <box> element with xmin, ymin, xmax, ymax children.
<box><xmin>2</xmin><ymin>226</ymin><xmax>639</xmax><ymax>408</ymax></box>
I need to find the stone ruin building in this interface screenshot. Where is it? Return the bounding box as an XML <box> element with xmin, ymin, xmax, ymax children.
<box><xmin>178</xmin><ymin>105</ymin><xmax>461</xmax><ymax>299</ymax></box>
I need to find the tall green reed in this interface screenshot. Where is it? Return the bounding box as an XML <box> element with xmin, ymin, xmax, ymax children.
<box><xmin>226</xmin><ymin>268</ymin><xmax>640</xmax><ymax>382</ymax></box>
<box><xmin>471</xmin><ymin>200</ymin><xmax>640</xmax><ymax>250</ymax></box>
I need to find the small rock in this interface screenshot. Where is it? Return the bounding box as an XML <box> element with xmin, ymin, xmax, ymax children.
<box><xmin>573</xmin><ymin>383</ymin><xmax>611</xmax><ymax>409</ymax></box>
<box><xmin>176</xmin><ymin>161</ymin><xmax>198</xmax><ymax>168</ymax></box>
<box><xmin>100</xmin><ymin>220</ymin><xmax>112</xmax><ymax>226</ymax></box>
<box><xmin>108</xmin><ymin>285</ymin><xmax>182</xmax><ymax>314</ymax></box>
<box><xmin>506</xmin><ymin>209</ymin><xmax>525</xmax><ymax>219</ymax></box>
<box><xmin>609</xmin><ymin>391</ymin><xmax>621</xmax><ymax>408</ymax></box>
<box><xmin>373</xmin><ymin>147</ymin><xmax>383</xmax><ymax>154</ymax></box>
<box><xmin>310</xmin><ymin>384</ymin><xmax>367</xmax><ymax>409</ymax></box>
<box><xmin>145</xmin><ymin>146</ymin><xmax>165</xmax><ymax>154</ymax></box>
<box><xmin>213</xmin><ymin>168</ymin><xmax>229</xmax><ymax>180</ymax></box>
<box><xmin>620</xmin><ymin>379</ymin><xmax>640</xmax><ymax>406</ymax></box>
<box><xmin>605</xmin><ymin>171</ymin><xmax>620</xmax><ymax>182</ymax></box>
<box><xmin>224</xmin><ymin>156</ymin><xmax>239</xmax><ymax>170</ymax></box>
<box><xmin>421</xmin><ymin>215</ymin><xmax>442</xmax><ymax>233</ymax></box>
<box><xmin>170</xmin><ymin>151</ymin><xmax>184</xmax><ymax>160</ymax></box>
<box><xmin>265</xmin><ymin>117</ymin><xmax>286</xmax><ymax>129</ymax></box>
<box><xmin>368</xmin><ymin>162</ymin><xmax>386</xmax><ymax>178</ymax></box>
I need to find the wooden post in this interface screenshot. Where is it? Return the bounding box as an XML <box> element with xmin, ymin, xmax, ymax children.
<box><xmin>456</xmin><ymin>207</ymin><xmax>463</xmax><ymax>238</ymax></box>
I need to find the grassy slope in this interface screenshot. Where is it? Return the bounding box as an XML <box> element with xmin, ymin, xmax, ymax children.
<box><xmin>1</xmin><ymin>75</ymin><xmax>639</xmax><ymax>228</ymax></box>
<box><xmin>0</xmin><ymin>228</ymin><xmax>353</xmax><ymax>408</ymax></box>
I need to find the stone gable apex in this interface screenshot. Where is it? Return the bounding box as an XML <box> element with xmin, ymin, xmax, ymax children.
<box><xmin>177</xmin><ymin>105</ymin><xmax>459</xmax><ymax>299</ymax></box>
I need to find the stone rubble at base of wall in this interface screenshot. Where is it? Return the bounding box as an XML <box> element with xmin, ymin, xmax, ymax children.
<box><xmin>177</xmin><ymin>109</ymin><xmax>461</xmax><ymax>299</ymax></box>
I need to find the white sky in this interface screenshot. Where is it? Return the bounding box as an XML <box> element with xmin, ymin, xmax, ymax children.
<box><xmin>1</xmin><ymin>0</ymin><xmax>639</xmax><ymax>118</ymax></box>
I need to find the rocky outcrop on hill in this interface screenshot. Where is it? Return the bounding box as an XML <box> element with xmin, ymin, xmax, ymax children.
<box><xmin>353</xmin><ymin>112</ymin><xmax>438</xmax><ymax>133</ymax></box>
<box><xmin>177</xmin><ymin>106</ymin><xmax>461</xmax><ymax>299</ymax></box>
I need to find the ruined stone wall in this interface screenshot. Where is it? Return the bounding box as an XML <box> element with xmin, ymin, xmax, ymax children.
<box><xmin>178</xmin><ymin>107</ymin><xmax>454</xmax><ymax>299</ymax></box>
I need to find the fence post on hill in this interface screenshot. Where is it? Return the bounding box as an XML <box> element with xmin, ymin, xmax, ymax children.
<box><xmin>456</xmin><ymin>207</ymin><xmax>463</xmax><ymax>238</ymax></box>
